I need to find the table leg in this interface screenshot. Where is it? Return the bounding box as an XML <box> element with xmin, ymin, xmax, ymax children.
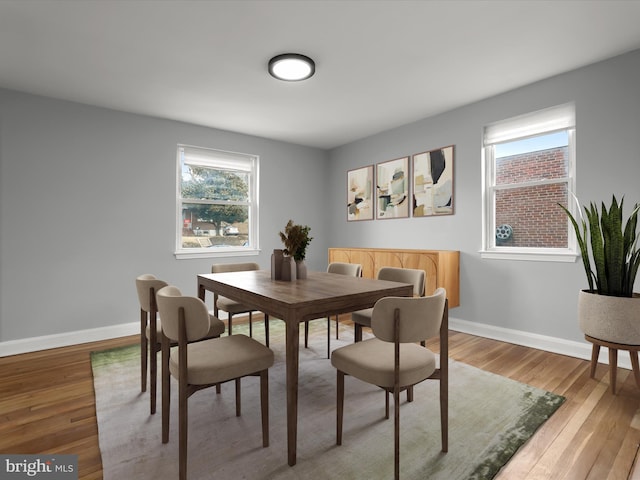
<box><xmin>285</xmin><ymin>318</ymin><xmax>300</xmax><ymax>466</ymax></box>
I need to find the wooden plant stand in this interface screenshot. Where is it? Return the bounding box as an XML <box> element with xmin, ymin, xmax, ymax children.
<box><xmin>586</xmin><ymin>334</ymin><xmax>640</xmax><ymax>394</ymax></box>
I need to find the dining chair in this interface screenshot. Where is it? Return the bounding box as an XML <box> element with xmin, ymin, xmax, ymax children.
<box><xmin>331</xmin><ymin>288</ymin><xmax>448</xmax><ymax>480</ymax></box>
<box><xmin>135</xmin><ymin>274</ymin><xmax>225</xmax><ymax>415</ymax></box>
<box><xmin>211</xmin><ymin>262</ymin><xmax>271</xmax><ymax>346</ymax></box>
<box><xmin>303</xmin><ymin>262</ymin><xmax>362</xmax><ymax>358</ymax></box>
<box><xmin>351</xmin><ymin>267</ymin><xmax>426</xmax><ymax>343</ymax></box>
<box><xmin>156</xmin><ymin>285</ymin><xmax>274</xmax><ymax>480</ymax></box>
<box><xmin>135</xmin><ymin>274</ymin><xmax>168</xmax><ymax>415</ymax></box>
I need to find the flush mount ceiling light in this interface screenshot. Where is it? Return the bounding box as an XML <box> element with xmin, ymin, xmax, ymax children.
<box><xmin>268</xmin><ymin>53</ymin><xmax>315</xmax><ymax>81</ymax></box>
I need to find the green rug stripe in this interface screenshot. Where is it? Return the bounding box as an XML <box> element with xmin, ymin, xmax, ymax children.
<box><xmin>468</xmin><ymin>391</ymin><xmax>565</xmax><ymax>480</ymax></box>
<box><xmin>91</xmin><ymin>343</ymin><xmax>139</xmax><ymax>369</ymax></box>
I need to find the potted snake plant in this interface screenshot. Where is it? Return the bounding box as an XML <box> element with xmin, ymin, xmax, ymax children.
<box><xmin>560</xmin><ymin>195</ymin><xmax>640</xmax><ymax>344</ymax></box>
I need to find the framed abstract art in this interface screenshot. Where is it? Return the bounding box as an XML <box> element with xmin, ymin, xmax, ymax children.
<box><xmin>347</xmin><ymin>165</ymin><xmax>374</xmax><ymax>221</ymax></box>
<box><xmin>412</xmin><ymin>145</ymin><xmax>454</xmax><ymax>217</ymax></box>
<box><xmin>376</xmin><ymin>156</ymin><xmax>409</xmax><ymax>219</ymax></box>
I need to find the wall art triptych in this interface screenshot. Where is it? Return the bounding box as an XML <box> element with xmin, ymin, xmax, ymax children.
<box><xmin>347</xmin><ymin>145</ymin><xmax>454</xmax><ymax>221</ymax></box>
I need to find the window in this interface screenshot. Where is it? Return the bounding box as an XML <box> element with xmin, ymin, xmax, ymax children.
<box><xmin>175</xmin><ymin>145</ymin><xmax>259</xmax><ymax>259</ymax></box>
<box><xmin>481</xmin><ymin>104</ymin><xmax>576</xmax><ymax>261</ymax></box>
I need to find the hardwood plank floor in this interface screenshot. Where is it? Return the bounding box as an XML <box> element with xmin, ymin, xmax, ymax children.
<box><xmin>1</xmin><ymin>318</ymin><xmax>639</xmax><ymax>479</ymax></box>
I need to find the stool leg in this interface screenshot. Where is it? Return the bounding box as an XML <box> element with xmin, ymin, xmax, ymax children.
<box><xmin>590</xmin><ymin>343</ymin><xmax>600</xmax><ymax>378</ymax></box>
<box><xmin>609</xmin><ymin>348</ymin><xmax>618</xmax><ymax>395</ymax></box>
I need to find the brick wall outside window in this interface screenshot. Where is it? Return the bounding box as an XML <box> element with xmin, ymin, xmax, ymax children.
<box><xmin>495</xmin><ymin>147</ymin><xmax>568</xmax><ymax>248</ymax></box>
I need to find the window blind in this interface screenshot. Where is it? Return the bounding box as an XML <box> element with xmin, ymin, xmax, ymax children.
<box><xmin>484</xmin><ymin>103</ymin><xmax>575</xmax><ymax>146</ymax></box>
<box><xmin>180</xmin><ymin>145</ymin><xmax>255</xmax><ymax>171</ymax></box>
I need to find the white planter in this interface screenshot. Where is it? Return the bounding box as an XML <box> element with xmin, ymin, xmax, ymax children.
<box><xmin>578</xmin><ymin>290</ymin><xmax>640</xmax><ymax>345</ymax></box>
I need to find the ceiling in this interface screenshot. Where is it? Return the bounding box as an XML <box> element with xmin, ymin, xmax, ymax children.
<box><xmin>1</xmin><ymin>1</ymin><xmax>640</xmax><ymax>150</ymax></box>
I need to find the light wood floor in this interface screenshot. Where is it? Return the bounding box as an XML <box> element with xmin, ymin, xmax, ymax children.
<box><xmin>1</xmin><ymin>318</ymin><xmax>639</xmax><ymax>480</ymax></box>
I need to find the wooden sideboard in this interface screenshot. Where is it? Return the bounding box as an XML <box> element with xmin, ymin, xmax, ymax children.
<box><xmin>328</xmin><ymin>247</ymin><xmax>460</xmax><ymax>307</ymax></box>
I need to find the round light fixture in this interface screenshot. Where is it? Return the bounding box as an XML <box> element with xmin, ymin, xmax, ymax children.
<box><xmin>268</xmin><ymin>53</ymin><xmax>315</xmax><ymax>81</ymax></box>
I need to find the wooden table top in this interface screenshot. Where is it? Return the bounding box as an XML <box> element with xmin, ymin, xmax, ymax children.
<box><xmin>198</xmin><ymin>269</ymin><xmax>414</xmax><ymax>322</ymax></box>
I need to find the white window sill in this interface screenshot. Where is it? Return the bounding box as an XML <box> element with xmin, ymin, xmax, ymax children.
<box><xmin>479</xmin><ymin>249</ymin><xmax>579</xmax><ymax>263</ymax></box>
<box><xmin>175</xmin><ymin>248</ymin><xmax>260</xmax><ymax>260</ymax></box>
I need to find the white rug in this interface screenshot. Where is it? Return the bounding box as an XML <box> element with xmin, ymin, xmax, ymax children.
<box><xmin>92</xmin><ymin>320</ymin><xmax>564</xmax><ymax>479</ymax></box>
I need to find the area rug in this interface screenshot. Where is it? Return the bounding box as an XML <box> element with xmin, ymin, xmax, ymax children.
<box><xmin>92</xmin><ymin>320</ymin><xmax>565</xmax><ymax>480</ymax></box>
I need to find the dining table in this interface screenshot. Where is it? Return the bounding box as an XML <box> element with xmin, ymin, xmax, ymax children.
<box><xmin>197</xmin><ymin>269</ymin><xmax>414</xmax><ymax>466</ymax></box>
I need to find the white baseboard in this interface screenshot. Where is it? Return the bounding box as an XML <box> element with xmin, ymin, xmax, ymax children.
<box><xmin>0</xmin><ymin>311</ymin><xmax>238</xmax><ymax>357</ymax></box>
<box><xmin>449</xmin><ymin>316</ymin><xmax>632</xmax><ymax>370</ymax></box>
<box><xmin>0</xmin><ymin>315</ymin><xmax>633</xmax><ymax>371</ymax></box>
<box><xmin>0</xmin><ymin>323</ymin><xmax>139</xmax><ymax>357</ymax></box>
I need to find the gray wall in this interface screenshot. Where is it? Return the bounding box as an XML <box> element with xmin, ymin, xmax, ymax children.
<box><xmin>0</xmin><ymin>91</ymin><xmax>328</xmax><ymax>343</ymax></box>
<box><xmin>327</xmin><ymin>49</ymin><xmax>640</xmax><ymax>344</ymax></box>
<box><xmin>1</xmin><ymin>49</ymin><xmax>639</xmax><ymax>350</ymax></box>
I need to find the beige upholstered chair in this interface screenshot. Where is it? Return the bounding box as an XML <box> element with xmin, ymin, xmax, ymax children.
<box><xmin>157</xmin><ymin>286</ymin><xmax>274</xmax><ymax>480</ymax></box>
<box><xmin>135</xmin><ymin>274</ymin><xmax>225</xmax><ymax>415</ymax></box>
<box><xmin>135</xmin><ymin>274</ymin><xmax>168</xmax><ymax>415</ymax></box>
<box><xmin>211</xmin><ymin>262</ymin><xmax>271</xmax><ymax>346</ymax></box>
<box><xmin>304</xmin><ymin>262</ymin><xmax>362</xmax><ymax>358</ymax></box>
<box><xmin>331</xmin><ymin>288</ymin><xmax>448</xmax><ymax>480</ymax></box>
<box><xmin>351</xmin><ymin>267</ymin><xmax>426</xmax><ymax>343</ymax></box>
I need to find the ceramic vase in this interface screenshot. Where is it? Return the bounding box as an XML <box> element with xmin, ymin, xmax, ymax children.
<box><xmin>271</xmin><ymin>249</ymin><xmax>284</xmax><ymax>280</ymax></box>
<box><xmin>296</xmin><ymin>260</ymin><xmax>307</xmax><ymax>279</ymax></box>
<box><xmin>281</xmin><ymin>255</ymin><xmax>296</xmax><ymax>281</ymax></box>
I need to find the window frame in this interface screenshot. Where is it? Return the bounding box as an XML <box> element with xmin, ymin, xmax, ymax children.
<box><xmin>480</xmin><ymin>104</ymin><xmax>578</xmax><ymax>262</ymax></box>
<box><xmin>174</xmin><ymin>144</ymin><xmax>260</xmax><ymax>260</ymax></box>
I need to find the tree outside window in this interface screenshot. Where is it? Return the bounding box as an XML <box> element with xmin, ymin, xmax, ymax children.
<box><xmin>176</xmin><ymin>145</ymin><xmax>258</xmax><ymax>258</ymax></box>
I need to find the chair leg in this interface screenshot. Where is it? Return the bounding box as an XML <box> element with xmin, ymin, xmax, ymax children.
<box><xmin>394</xmin><ymin>386</ymin><xmax>400</xmax><ymax>480</ymax></box>
<box><xmin>406</xmin><ymin>386</ymin><xmax>413</xmax><ymax>402</ymax></box>
<box><xmin>150</xmin><ymin>343</ymin><xmax>158</xmax><ymax>415</ymax></box>
<box><xmin>228</xmin><ymin>314</ymin><xmax>233</xmax><ymax>336</ymax></box>
<box><xmin>327</xmin><ymin>318</ymin><xmax>331</xmax><ymax>359</ymax></box>
<box><xmin>149</xmin><ymin>312</ymin><xmax>159</xmax><ymax>415</ymax></box>
<box><xmin>141</xmin><ymin>310</ymin><xmax>147</xmax><ymax>393</ymax></box>
<box><xmin>631</xmin><ymin>350</ymin><xmax>640</xmax><ymax>389</ymax></box>
<box><xmin>249</xmin><ymin>311</ymin><xmax>253</xmax><ymax>338</ymax></box>
<box><xmin>354</xmin><ymin>324</ymin><xmax>363</xmax><ymax>343</ymax></box>
<box><xmin>590</xmin><ymin>343</ymin><xmax>600</xmax><ymax>378</ymax></box>
<box><xmin>609</xmin><ymin>347</ymin><xmax>618</xmax><ymax>395</ymax></box>
<box><xmin>235</xmin><ymin>378</ymin><xmax>242</xmax><ymax>417</ymax></box>
<box><xmin>337</xmin><ymin>370</ymin><xmax>345</xmax><ymax>445</ymax></box>
<box><xmin>179</xmin><ymin>374</ymin><xmax>188</xmax><ymax>480</ymax></box>
<box><xmin>441</xmin><ymin>371</ymin><xmax>449</xmax><ymax>453</ymax></box>
<box><xmin>260</xmin><ymin>370</ymin><xmax>269</xmax><ymax>447</ymax></box>
<box><xmin>304</xmin><ymin>321</ymin><xmax>309</xmax><ymax>348</ymax></box>
<box><xmin>385</xmin><ymin>391</ymin><xmax>390</xmax><ymax>419</ymax></box>
<box><xmin>335</xmin><ymin>315</ymin><xmax>339</xmax><ymax>340</ymax></box>
<box><xmin>161</xmin><ymin>339</ymin><xmax>170</xmax><ymax>444</ymax></box>
<box><xmin>264</xmin><ymin>314</ymin><xmax>270</xmax><ymax>348</ymax></box>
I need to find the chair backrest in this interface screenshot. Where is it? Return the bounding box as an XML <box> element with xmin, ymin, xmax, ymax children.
<box><xmin>377</xmin><ymin>267</ymin><xmax>425</xmax><ymax>297</ymax></box>
<box><xmin>327</xmin><ymin>262</ymin><xmax>362</xmax><ymax>277</ymax></box>
<box><xmin>371</xmin><ymin>288</ymin><xmax>446</xmax><ymax>343</ymax></box>
<box><xmin>156</xmin><ymin>286</ymin><xmax>211</xmax><ymax>342</ymax></box>
<box><xmin>211</xmin><ymin>262</ymin><xmax>260</xmax><ymax>274</ymax></box>
<box><xmin>135</xmin><ymin>274</ymin><xmax>169</xmax><ymax>312</ymax></box>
